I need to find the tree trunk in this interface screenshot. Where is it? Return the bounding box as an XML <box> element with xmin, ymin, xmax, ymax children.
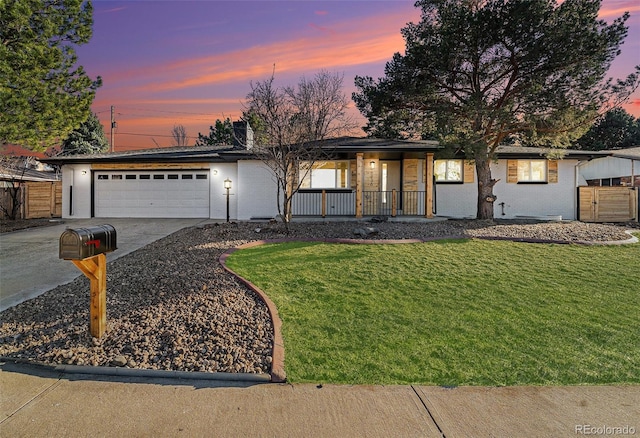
<box><xmin>475</xmin><ymin>156</ymin><xmax>497</xmax><ymax>220</ymax></box>
<box><xmin>281</xmin><ymin>167</ymin><xmax>295</xmax><ymax>234</ymax></box>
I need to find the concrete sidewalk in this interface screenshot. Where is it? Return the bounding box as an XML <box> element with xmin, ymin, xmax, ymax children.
<box><xmin>1</xmin><ymin>362</ymin><xmax>638</xmax><ymax>437</ymax></box>
<box><xmin>0</xmin><ymin>218</ymin><xmax>206</xmax><ymax>311</ymax></box>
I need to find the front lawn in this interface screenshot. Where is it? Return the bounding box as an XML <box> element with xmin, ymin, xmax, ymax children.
<box><xmin>225</xmin><ymin>238</ymin><xmax>640</xmax><ymax>385</ymax></box>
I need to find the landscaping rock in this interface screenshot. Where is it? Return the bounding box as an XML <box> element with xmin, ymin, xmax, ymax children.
<box><xmin>353</xmin><ymin>227</ymin><xmax>379</xmax><ymax>237</ymax></box>
<box><xmin>111</xmin><ymin>355</ymin><xmax>128</xmax><ymax>367</ymax></box>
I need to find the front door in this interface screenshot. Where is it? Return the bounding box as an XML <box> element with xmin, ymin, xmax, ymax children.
<box><xmin>380</xmin><ymin>161</ymin><xmax>401</xmax><ymax>214</ymax></box>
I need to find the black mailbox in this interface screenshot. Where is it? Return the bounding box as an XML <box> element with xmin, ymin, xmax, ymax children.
<box><xmin>59</xmin><ymin>224</ymin><xmax>117</xmax><ymax>260</ymax></box>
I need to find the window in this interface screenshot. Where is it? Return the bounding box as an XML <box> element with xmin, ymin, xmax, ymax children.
<box><xmin>381</xmin><ymin>163</ymin><xmax>388</xmax><ymax>203</ymax></box>
<box><xmin>196</xmin><ymin>174</ymin><xmax>208</xmax><ymax>180</ymax></box>
<box><xmin>153</xmin><ymin>174</ymin><xmax>165</xmax><ymax>180</ymax></box>
<box><xmin>300</xmin><ymin>161</ymin><xmax>349</xmax><ymax>189</ymax></box>
<box><xmin>434</xmin><ymin>160</ymin><xmax>463</xmax><ymax>182</ymax></box>
<box><xmin>111</xmin><ymin>175</ymin><xmax>122</xmax><ymax>180</ymax></box>
<box><xmin>182</xmin><ymin>174</ymin><xmax>193</xmax><ymax>180</ymax></box>
<box><xmin>139</xmin><ymin>174</ymin><xmax>150</xmax><ymax>180</ymax></box>
<box><xmin>167</xmin><ymin>174</ymin><xmax>179</xmax><ymax>180</ymax></box>
<box><xmin>125</xmin><ymin>175</ymin><xmax>136</xmax><ymax>180</ymax></box>
<box><xmin>517</xmin><ymin>160</ymin><xmax>547</xmax><ymax>182</ymax></box>
<box><xmin>97</xmin><ymin>174</ymin><xmax>108</xmax><ymax>180</ymax></box>
<box><xmin>508</xmin><ymin>159</ymin><xmax>557</xmax><ymax>183</ymax></box>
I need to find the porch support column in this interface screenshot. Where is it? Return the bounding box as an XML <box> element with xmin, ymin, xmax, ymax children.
<box><xmin>425</xmin><ymin>153</ymin><xmax>434</xmax><ymax>218</ymax></box>
<box><xmin>356</xmin><ymin>153</ymin><xmax>363</xmax><ymax>218</ymax></box>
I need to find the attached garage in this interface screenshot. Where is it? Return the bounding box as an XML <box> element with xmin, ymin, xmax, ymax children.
<box><xmin>94</xmin><ymin>170</ymin><xmax>210</xmax><ymax>218</ymax></box>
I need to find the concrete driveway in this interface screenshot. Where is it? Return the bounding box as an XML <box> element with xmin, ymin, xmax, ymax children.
<box><xmin>0</xmin><ymin>218</ymin><xmax>207</xmax><ymax>312</ymax></box>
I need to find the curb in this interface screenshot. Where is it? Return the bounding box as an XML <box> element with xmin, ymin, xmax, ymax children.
<box><xmin>219</xmin><ymin>249</ymin><xmax>287</xmax><ymax>383</ymax></box>
<box><xmin>1</xmin><ymin>356</ymin><xmax>270</xmax><ymax>382</ymax></box>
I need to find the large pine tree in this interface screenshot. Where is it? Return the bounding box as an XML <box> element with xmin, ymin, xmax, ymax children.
<box><xmin>353</xmin><ymin>0</ymin><xmax>639</xmax><ymax>219</ymax></box>
<box><xmin>1</xmin><ymin>0</ymin><xmax>101</xmax><ymax>151</ymax></box>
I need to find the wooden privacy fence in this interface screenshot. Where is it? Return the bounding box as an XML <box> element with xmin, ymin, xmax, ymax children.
<box><xmin>0</xmin><ymin>181</ymin><xmax>62</xmax><ymax>219</ymax></box>
<box><xmin>578</xmin><ymin>186</ymin><xmax>638</xmax><ymax>223</ymax></box>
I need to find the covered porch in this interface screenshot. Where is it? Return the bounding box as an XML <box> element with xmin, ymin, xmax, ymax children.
<box><xmin>292</xmin><ymin>139</ymin><xmax>438</xmax><ymax>218</ymax></box>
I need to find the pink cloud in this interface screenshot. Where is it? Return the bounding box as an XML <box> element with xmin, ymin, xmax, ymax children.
<box><xmin>101</xmin><ymin>6</ymin><xmax>126</xmax><ymax>14</ymax></box>
<box><xmin>118</xmin><ymin>12</ymin><xmax>412</xmax><ymax>95</ymax></box>
<box><xmin>598</xmin><ymin>2</ymin><xmax>640</xmax><ymax>18</ymax></box>
<box><xmin>625</xmin><ymin>99</ymin><xmax>640</xmax><ymax>117</ymax></box>
<box><xmin>315</xmin><ymin>10</ymin><xmax>328</xmax><ymax>16</ymax></box>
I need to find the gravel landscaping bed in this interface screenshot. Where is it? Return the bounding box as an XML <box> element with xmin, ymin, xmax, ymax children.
<box><xmin>1</xmin><ymin>219</ymin><xmax>637</xmax><ymax>376</ymax></box>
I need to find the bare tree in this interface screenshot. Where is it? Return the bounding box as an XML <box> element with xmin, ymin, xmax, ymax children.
<box><xmin>244</xmin><ymin>70</ymin><xmax>355</xmax><ymax>229</ymax></box>
<box><xmin>0</xmin><ymin>156</ymin><xmax>34</xmax><ymax>220</ymax></box>
<box><xmin>171</xmin><ymin>124</ymin><xmax>189</xmax><ymax>146</ymax></box>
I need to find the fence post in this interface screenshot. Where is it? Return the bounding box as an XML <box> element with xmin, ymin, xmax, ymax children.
<box><xmin>391</xmin><ymin>189</ymin><xmax>397</xmax><ymax>217</ymax></box>
<box><xmin>321</xmin><ymin>190</ymin><xmax>326</xmax><ymax>218</ymax></box>
<box><xmin>21</xmin><ymin>183</ymin><xmax>26</xmax><ymax>219</ymax></box>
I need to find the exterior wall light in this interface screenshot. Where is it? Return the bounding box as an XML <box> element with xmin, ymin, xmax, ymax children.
<box><xmin>370</xmin><ymin>161</ymin><xmax>376</xmax><ymax>169</ymax></box>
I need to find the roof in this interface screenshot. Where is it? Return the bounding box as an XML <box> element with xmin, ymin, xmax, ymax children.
<box><xmin>315</xmin><ymin>136</ymin><xmax>441</xmax><ymax>152</ymax></box>
<box><xmin>491</xmin><ymin>146</ymin><xmax>609</xmax><ymax>160</ymax></box>
<box><xmin>0</xmin><ymin>166</ymin><xmax>60</xmax><ymax>182</ymax></box>
<box><xmin>40</xmin><ymin>138</ymin><xmax>442</xmax><ymax>165</ymax></box>
<box><xmin>41</xmin><ymin>144</ymin><xmax>245</xmax><ymax>165</ymax></box>
<box><xmin>40</xmin><ymin>137</ymin><xmax>610</xmax><ymax>165</ymax></box>
<box><xmin>608</xmin><ymin>146</ymin><xmax>640</xmax><ymax>160</ymax></box>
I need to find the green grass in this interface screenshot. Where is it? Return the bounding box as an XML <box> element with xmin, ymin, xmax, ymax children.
<box><xmin>225</xmin><ymin>239</ymin><xmax>640</xmax><ymax>385</ymax></box>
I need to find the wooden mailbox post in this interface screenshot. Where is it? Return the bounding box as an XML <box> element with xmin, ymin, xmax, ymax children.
<box><xmin>59</xmin><ymin>225</ymin><xmax>116</xmax><ymax>338</ymax></box>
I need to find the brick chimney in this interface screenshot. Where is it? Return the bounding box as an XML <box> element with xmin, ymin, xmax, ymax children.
<box><xmin>232</xmin><ymin>121</ymin><xmax>254</xmax><ymax>150</ymax></box>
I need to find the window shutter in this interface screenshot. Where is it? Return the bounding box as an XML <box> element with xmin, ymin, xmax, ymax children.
<box><xmin>548</xmin><ymin>160</ymin><xmax>558</xmax><ymax>183</ymax></box>
<box><xmin>507</xmin><ymin>160</ymin><xmax>518</xmax><ymax>183</ymax></box>
<box><xmin>464</xmin><ymin>161</ymin><xmax>475</xmax><ymax>183</ymax></box>
<box><xmin>403</xmin><ymin>159</ymin><xmax>419</xmax><ymax>191</ymax></box>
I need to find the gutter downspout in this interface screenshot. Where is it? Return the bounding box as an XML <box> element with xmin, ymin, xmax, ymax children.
<box><xmin>575</xmin><ymin>160</ymin><xmax>587</xmax><ymax>221</ymax></box>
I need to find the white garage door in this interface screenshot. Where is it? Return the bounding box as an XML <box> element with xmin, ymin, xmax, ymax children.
<box><xmin>94</xmin><ymin>170</ymin><xmax>210</xmax><ymax>218</ymax></box>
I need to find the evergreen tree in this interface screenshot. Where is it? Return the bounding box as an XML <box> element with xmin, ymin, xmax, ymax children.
<box><xmin>0</xmin><ymin>0</ymin><xmax>101</xmax><ymax>151</ymax></box>
<box><xmin>196</xmin><ymin>118</ymin><xmax>233</xmax><ymax>146</ymax></box>
<box><xmin>575</xmin><ymin>108</ymin><xmax>640</xmax><ymax>150</ymax></box>
<box><xmin>353</xmin><ymin>0</ymin><xmax>639</xmax><ymax>219</ymax></box>
<box><xmin>59</xmin><ymin>112</ymin><xmax>109</xmax><ymax>155</ymax></box>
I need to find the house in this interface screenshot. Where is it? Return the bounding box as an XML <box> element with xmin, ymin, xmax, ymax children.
<box><xmin>0</xmin><ymin>157</ymin><xmax>61</xmax><ymax>219</ymax></box>
<box><xmin>42</xmin><ymin>138</ymin><xmax>607</xmax><ymax>221</ymax></box>
<box><xmin>0</xmin><ymin>157</ymin><xmax>59</xmax><ymax>185</ymax></box>
<box><xmin>577</xmin><ymin>147</ymin><xmax>640</xmax><ymax>187</ymax></box>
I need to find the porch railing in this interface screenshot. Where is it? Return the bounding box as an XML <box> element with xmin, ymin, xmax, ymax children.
<box><xmin>292</xmin><ymin>190</ymin><xmax>427</xmax><ymax>217</ymax></box>
<box><xmin>292</xmin><ymin>189</ymin><xmax>356</xmax><ymax>216</ymax></box>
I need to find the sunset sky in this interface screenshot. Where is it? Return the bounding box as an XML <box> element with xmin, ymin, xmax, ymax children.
<box><xmin>79</xmin><ymin>0</ymin><xmax>640</xmax><ymax>151</ymax></box>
